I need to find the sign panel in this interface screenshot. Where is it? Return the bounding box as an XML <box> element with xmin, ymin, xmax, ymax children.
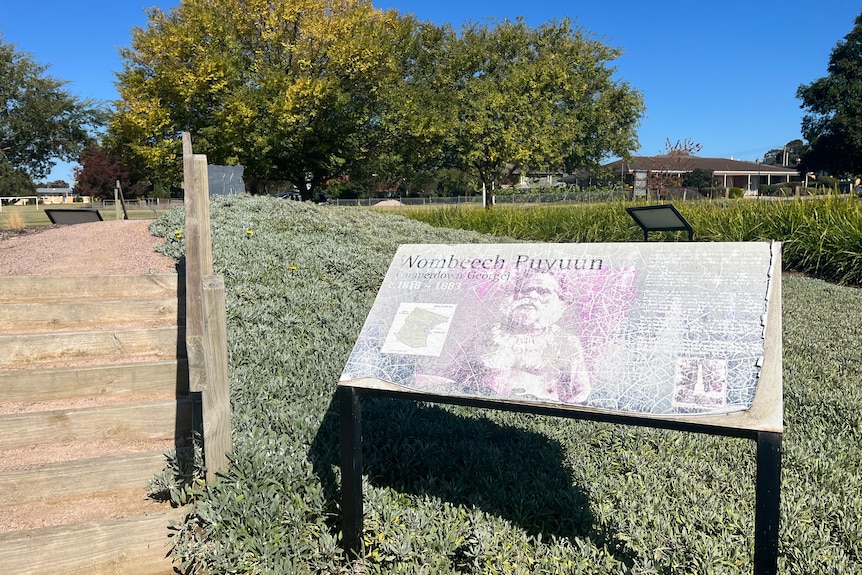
<box><xmin>207</xmin><ymin>164</ymin><xmax>245</xmax><ymax>196</ymax></box>
<box><xmin>44</xmin><ymin>209</ymin><xmax>103</xmax><ymax>224</ymax></box>
<box><xmin>340</xmin><ymin>242</ymin><xmax>781</xmax><ymax>429</ymax></box>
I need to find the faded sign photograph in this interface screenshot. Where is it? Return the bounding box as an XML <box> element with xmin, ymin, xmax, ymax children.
<box><xmin>340</xmin><ymin>243</ymin><xmax>776</xmax><ymax>416</ymax></box>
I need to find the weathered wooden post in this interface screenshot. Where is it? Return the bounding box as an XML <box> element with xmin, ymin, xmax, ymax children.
<box><xmin>182</xmin><ymin>132</ymin><xmax>232</xmax><ymax>484</ymax></box>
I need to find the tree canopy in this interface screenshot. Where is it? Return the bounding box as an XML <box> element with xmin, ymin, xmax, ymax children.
<box><xmin>646</xmin><ymin>138</ymin><xmax>702</xmax><ymax>197</ymax></box>
<box><xmin>109</xmin><ymin>2</ymin><xmax>644</xmax><ymax>201</ymax></box>
<box><xmin>762</xmin><ymin>139</ymin><xmax>805</xmax><ymax>167</ymax></box>
<box><xmin>0</xmin><ymin>161</ymin><xmax>35</xmax><ymax>196</ymax></box>
<box><xmin>110</xmin><ymin>0</ymin><xmax>406</xmax><ymax>198</ymax></box>
<box><xmin>393</xmin><ymin>17</ymin><xmax>644</xmax><ymax>205</ymax></box>
<box><xmin>682</xmin><ymin>168</ymin><xmax>715</xmax><ymax>191</ymax></box>
<box><xmin>0</xmin><ymin>36</ymin><xmax>105</xmax><ymax>180</ymax></box>
<box><xmin>73</xmin><ymin>145</ymin><xmax>148</xmax><ymax>200</ymax></box>
<box><xmin>797</xmin><ymin>10</ymin><xmax>862</xmax><ymax>178</ymax></box>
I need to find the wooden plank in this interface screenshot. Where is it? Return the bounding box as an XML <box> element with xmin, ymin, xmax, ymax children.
<box><xmin>0</xmin><ymin>274</ymin><xmax>180</xmax><ymax>302</ymax></box>
<box><xmin>0</xmin><ymin>326</ymin><xmax>185</xmax><ymax>367</ymax></box>
<box><xmin>0</xmin><ymin>360</ymin><xmax>189</xmax><ymax>403</ymax></box>
<box><xmin>183</xmin><ymin>136</ymin><xmax>210</xmax><ymax>398</ymax></box>
<box><xmin>0</xmin><ymin>298</ymin><xmax>181</xmax><ymax>332</ymax></box>
<box><xmin>0</xmin><ymin>508</ymin><xmax>185</xmax><ymax>575</ymax></box>
<box><xmin>196</xmin><ymin>155</ymin><xmax>213</xmax><ymax>277</ymax></box>
<box><xmin>184</xmin><ymin>155</ymin><xmax>206</xmax><ymax>373</ymax></box>
<box><xmin>202</xmin><ymin>275</ymin><xmax>232</xmax><ymax>482</ymax></box>
<box><xmin>0</xmin><ymin>399</ymin><xmax>194</xmax><ymax>451</ymax></box>
<box><xmin>0</xmin><ymin>451</ymin><xmax>169</xmax><ymax>506</ymax></box>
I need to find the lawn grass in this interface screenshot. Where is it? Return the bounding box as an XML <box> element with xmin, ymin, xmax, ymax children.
<box><xmin>0</xmin><ymin>203</ymin><xmax>177</xmax><ymax>227</ymax></box>
<box><xmin>149</xmin><ymin>195</ymin><xmax>861</xmax><ymax>574</ymax></box>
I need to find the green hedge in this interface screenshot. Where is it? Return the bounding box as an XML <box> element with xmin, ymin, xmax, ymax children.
<box><xmin>149</xmin><ymin>196</ymin><xmax>862</xmax><ymax>573</ymax></box>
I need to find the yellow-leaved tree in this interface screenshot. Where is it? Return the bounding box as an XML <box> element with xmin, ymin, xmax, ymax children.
<box><xmin>108</xmin><ymin>0</ymin><xmax>407</xmax><ymax>197</ymax></box>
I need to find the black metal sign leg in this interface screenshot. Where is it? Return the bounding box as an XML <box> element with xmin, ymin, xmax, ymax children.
<box><xmin>753</xmin><ymin>431</ymin><xmax>782</xmax><ymax>575</ymax></box>
<box><xmin>339</xmin><ymin>386</ymin><xmax>364</xmax><ymax>558</ymax></box>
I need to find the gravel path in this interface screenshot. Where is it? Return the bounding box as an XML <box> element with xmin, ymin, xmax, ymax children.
<box><xmin>0</xmin><ymin>220</ymin><xmax>178</xmax><ymax>276</ymax></box>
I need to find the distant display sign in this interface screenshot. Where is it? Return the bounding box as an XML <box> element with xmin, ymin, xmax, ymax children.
<box><xmin>207</xmin><ymin>165</ymin><xmax>245</xmax><ymax>196</ymax></box>
<box><xmin>341</xmin><ymin>243</ymin><xmax>780</xmax><ymax>421</ymax></box>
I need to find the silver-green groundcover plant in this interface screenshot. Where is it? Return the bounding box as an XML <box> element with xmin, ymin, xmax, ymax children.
<box><xmin>149</xmin><ymin>195</ymin><xmax>862</xmax><ymax>574</ymax></box>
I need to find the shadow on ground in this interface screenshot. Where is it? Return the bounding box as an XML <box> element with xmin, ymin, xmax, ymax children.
<box><xmin>310</xmin><ymin>392</ymin><xmax>636</xmax><ymax>565</ymax></box>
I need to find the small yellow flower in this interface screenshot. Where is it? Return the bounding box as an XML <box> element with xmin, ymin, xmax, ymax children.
<box><xmin>174</xmin><ymin>231</ymin><xmax>183</xmax><ymax>239</ymax></box>
<box><xmin>246</xmin><ymin>229</ymin><xmax>253</xmax><ymax>236</ymax></box>
<box><xmin>289</xmin><ymin>265</ymin><xmax>297</xmax><ymax>271</ymax></box>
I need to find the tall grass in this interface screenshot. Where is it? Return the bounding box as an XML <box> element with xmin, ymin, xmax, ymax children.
<box><xmin>3</xmin><ymin>209</ymin><xmax>26</xmax><ymax>230</ymax></box>
<box><xmin>404</xmin><ymin>197</ymin><xmax>862</xmax><ymax>285</ymax></box>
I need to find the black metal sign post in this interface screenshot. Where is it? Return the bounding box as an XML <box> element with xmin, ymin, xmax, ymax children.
<box><xmin>339</xmin><ymin>388</ymin><xmax>782</xmax><ymax>573</ymax></box>
<box><xmin>339</xmin><ymin>385</ymin><xmax>363</xmax><ymax>558</ymax></box>
<box><xmin>754</xmin><ymin>431</ymin><xmax>782</xmax><ymax>575</ymax></box>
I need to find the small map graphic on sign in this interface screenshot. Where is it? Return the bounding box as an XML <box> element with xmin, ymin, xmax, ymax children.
<box><xmin>381</xmin><ymin>303</ymin><xmax>457</xmax><ymax>356</ymax></box>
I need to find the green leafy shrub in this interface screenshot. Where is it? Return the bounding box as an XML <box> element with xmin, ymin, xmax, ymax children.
<box><xmin>758</xmin><ymin>183</ymin><xmax>819</xmax><ymax>197</ymax></box>
<box><xmin>814</xmin><ymin>175</ymin><xmax>840</xmax><ymax>191</ymax></box>
<box><xmin>728</xmin><ymin>187</ymin><xmax>744</xmax><ymax>198</ymax></box>
<box><xmin>148</xmin><ymin>435</ymin><xmax>206</xmax><ymax>507</ymax></box>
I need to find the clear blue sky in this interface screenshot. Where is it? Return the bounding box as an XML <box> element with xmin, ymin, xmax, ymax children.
<box><xmin>2</xmin><ymin>0</ymin><xmax>859</xmax><ymax>183</ymax></box>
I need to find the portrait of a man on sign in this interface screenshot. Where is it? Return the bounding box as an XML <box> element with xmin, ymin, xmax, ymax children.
<box><xmin>416</xmin><ymin>269</ymin><xmax>594</xmax><ymax>403</ymax></box>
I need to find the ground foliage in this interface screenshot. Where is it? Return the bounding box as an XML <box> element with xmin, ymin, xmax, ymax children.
<box><xmin>150</xmin><ymin>195</ymin><xmax>862</xmax><ymax>574</ymax></box>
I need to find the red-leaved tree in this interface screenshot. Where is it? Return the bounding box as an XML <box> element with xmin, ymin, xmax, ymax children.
<box><xmin>74</xmin><ymin>145</ymin><xmax>148</xmax><ymax>199</ymax></box>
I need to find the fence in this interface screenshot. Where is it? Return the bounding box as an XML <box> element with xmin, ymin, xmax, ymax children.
<box><xmin>330</xmin><ymin>189</ymin><xmax>632</xmax><ymax>207</ymax></box>
<box><xmin>0</xmin><ymin>195</ymin><xmax>40</xmax><ymax>210</ymax></box>
<box><xmin>100</xmin><ymin>197</ymin><xmax>184</xmax><ymax>208</ymax></box>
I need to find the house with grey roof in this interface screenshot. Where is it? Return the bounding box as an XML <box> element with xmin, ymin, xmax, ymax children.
<box><xmin>605</xmin><ymin>156</ymin><xmax>801</xmax><ymax>194</ymax></box>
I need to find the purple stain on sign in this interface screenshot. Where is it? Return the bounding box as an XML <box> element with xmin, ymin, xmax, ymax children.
<box><xmin>413</xmin><ymin>263</ymin><xmax>638</xmax><ymax>405</ymax></box>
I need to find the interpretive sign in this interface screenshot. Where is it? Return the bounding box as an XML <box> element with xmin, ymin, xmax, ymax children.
<box><xmin>44</xmin><ymin>208</ymin><xmax>103</xmax><ymax>225</ymax></box>
<box><xmin>207</xmin><ymin>164</ymin><xmax>245</xmax><ymax>196</ymax></box>
<box><xmin>626</xmin><ymin>204</ymin><xmax>693</xmax><ymax>241</ymax></box>
<box><xmin>340</xmin><ymin>242</ymin><xmax>781</xmax><ymax>431</ymax></box>
<box><xmin>338</xmin><ymin>242</ymin><xmax>783</xmax><ymax>574</ymax></box>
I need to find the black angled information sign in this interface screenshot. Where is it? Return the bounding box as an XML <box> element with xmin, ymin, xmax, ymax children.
<box><xmin>338</xmin><ymin>242</ymin><xmax>782</xmax><ymax>573</ymax></box>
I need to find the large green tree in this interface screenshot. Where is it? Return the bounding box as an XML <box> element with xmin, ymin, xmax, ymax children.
<box><xmin>111</xmin><ymin>4</ymin><xmax>643</xmax><ymax>202</ymax></box>
<box><xmin>0</xmin><ymin>161</ymin><xmax>35</xmax><ymax>196</ymax></box>
<box><xmin>109</xmin><ymin>0</ymin><xmax>408</xmax><ymax>198</ymax></box>
<box><xmin>797</xmin><ymin>10</ymin><xmax>862</xmax><ymax>178</ymax></box>
<box><xmin>0</xmin><ymin>36</ymin><xmax>105</xmax><ymax>180</ymax></box>
<box><xmin>388</xmin><ymin>17</ymin><xmax>644</xmax><ymax>206</ymax></box>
